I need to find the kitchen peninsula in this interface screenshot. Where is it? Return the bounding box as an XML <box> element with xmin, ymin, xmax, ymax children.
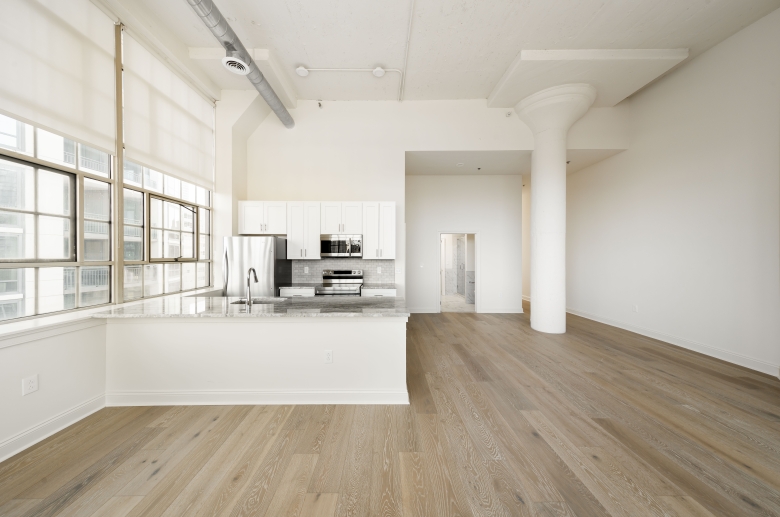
<box><xmin>94</xmin><ymin>294</ymin><xmax>409</xmax><ymax>406</ymax></box>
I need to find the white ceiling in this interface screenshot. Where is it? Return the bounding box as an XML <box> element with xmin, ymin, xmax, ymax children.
<box><xmin>405</xmin><ymin>149</ymin><xmax>624</xmax><ymax>176</ymax></box>
<box><xmin>131</xmin><ymin>0</ymin><xmax>780</xmax><ymax>102</ymax></box>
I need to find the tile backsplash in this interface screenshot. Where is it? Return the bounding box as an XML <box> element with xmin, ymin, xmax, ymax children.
<box><xmin>292</xmin><ymin>258</ymin><xmax>395</xmax><ymax>284</ymax></box>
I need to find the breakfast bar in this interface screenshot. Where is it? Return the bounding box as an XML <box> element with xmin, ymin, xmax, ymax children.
<box><xmin>94</xmin><ymin>295</ymin><xmax>410</xmax><ymax>406</ymax></box>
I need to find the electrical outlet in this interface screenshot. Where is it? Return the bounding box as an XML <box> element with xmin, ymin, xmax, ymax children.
<box><xmin>324</xmin><ymin>350</ymin><xmax>333</xmax><ymax>364</ymax></box>
<box><xmin>633</xmin><ymin>305</ymin><xmax>639</xmax><ymax>313</ymax></box>
<box><xmin>22</xmin><ymin>374</ymin><xmax>38</xmax><ymax>396</ymax></box>
<box><xmin>304</xmin><ymin>266</ymin><xmax>309</xmax><ymax>274</ymax></box>
<box><xmin>377</xmin><ymin>267</ymin><xmax>382</xmax><ymax>274</ymax></box>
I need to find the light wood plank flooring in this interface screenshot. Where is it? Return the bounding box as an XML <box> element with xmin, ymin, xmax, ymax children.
<box><xmin>2</xmin><ymin>309</ymin><xmax>779</xmax><ymax>516</ymax></box>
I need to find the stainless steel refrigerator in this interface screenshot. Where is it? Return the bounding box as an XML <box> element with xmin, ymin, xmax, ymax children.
<box><xmin>222</xmin><ymin>236</ymin><xmax>292</xmax><ymax>297</ymax></box>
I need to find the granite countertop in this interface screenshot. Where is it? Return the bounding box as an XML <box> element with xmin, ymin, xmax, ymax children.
<box><xmin>278</xmin><ymin>283</ymin><xmax>321</xmax><ymax>290</ymax></box>
<box><xmin>92</xmin><ymin>295</ymin><xmax>410</xmax><ymax>318</ymax></box>
<box><xmin>361</xmin><ymin>284</ymin><xmax>397</xmax><ymax>290</ymax></box>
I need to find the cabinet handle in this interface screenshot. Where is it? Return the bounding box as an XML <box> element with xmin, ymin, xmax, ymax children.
<box><xmin>305</xmin><ymin>249</ymin><xmax>307</xmax><ymax>257</ymax></box>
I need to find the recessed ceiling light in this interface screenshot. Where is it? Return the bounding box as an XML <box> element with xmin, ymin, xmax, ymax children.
<box><xmin>372</xmin><ymin>67</ymin><xmax>386</xmax><ymax>77</ymax></box>
<box><xmin>456</xmin><ymin>163</ymin><xmax>464</xmax><ymax>167</ymax></box>
<box><xmin>296</xmin><ymin>66</ymin><xmax>309</xmax><ymax>77</ymax></box>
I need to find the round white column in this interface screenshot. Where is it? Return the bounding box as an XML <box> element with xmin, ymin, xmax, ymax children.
<box><xmin>515</xmin><ymin>84</ymin><xmax>596</xmax><ymax>333</ymax></box>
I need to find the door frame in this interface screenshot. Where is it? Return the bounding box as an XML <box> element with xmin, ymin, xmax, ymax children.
<box><xmin>438</xmin><ymin>231</ymin><xmax>479</xmax><ymax>313</ymax></box>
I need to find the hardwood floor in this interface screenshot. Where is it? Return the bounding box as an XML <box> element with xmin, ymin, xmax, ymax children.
<box><xmin>2</xmin><ymin>310</ymin><xmax>779</xmax><ymax>516</ymax></box>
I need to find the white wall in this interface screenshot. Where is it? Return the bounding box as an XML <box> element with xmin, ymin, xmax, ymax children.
<box><xmin>214</xmin><ymin>90</ymin><xmax>271</xmax><ymax>288</ymax></box>
<box><xmin>244</xmin><ymin>99</ymin><xmax>629</xmax><ymax>299</ymax></box>
<box><xmin>0</xmin><ymin>321</ymin><xmax>107</xmax><ymax>462</ymax></box>
<box><xmin>406</xmin><ymin>175</ymin><xmax>523</xmax><ymax>313</ymax></box>
<box><xmin>567</xmin><ymin>8</ymin><xmax>780</xmax><ymax>376</ymax></box>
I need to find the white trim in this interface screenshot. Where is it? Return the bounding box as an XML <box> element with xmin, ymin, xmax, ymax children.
<box><xmin>0</xmin><ymin>394</ymin><xmax>105</xmax><ymax>463</ymax></box>
<box><xmin>567</xmin><ymin>307</ymin><xmax>779</xmax><ymax>377</ymax></box>
<box><xmin>0</xmin><ymin>319</ymin><xmax>106</xmax><ymax>350</ymax></box>
<box><xmin>106</xmin><ymin>390</ymin><xmax>409</xmax><ymax>406</ymax></box>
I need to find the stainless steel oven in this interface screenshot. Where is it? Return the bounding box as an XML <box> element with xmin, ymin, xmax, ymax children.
<box><xmin>316</xmin><ymin>269</ymin><xmax>363</xmax><ymax>296</ymax></box>
<box><xmin>320</xmin><ymin>234</ymin><xmax>362</xmax><ymax>257</ymax></box>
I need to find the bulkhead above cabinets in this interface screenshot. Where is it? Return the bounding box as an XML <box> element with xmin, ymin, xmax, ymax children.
<box><xmin>237</xmin><ymin>201</ymin><xmax>396</xmax><ymax>261</ymax></box>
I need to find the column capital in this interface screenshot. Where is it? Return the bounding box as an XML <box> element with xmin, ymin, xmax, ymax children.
<box><xmin>514</xmin><ymin>84</ymin><xmax>597</xmax><ymax>135</ymax></box>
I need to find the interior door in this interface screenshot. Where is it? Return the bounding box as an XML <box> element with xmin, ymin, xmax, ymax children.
<box><xmin>342</xmin><ymin>202</ymin><xmax>362</xmax><ymax>234</ymax></box>
<box><xmin>320</xmin><ymin>202</ymin><xmax>342</xmax><ymax>234</ymax></box>
<box><xmin>264</xmin><ymin>201</ymin><xmax>287</xmax><ymax>234</ymax></box>
<box><xmin>303</xmin><ymin>202</ymin><xmax>321</xmax><ymax>259</ymax></box>
<box><xmin>379</xmin><ymin>202</ymin><xmax>395</xmax><ymax>259</ymax></box>
<box><xmin>287</xmin><ymin>202</ymin><xmax>304</xmax><ymax>258</ymax></box>
<box><xmin>239</xmin><ymin>202</ymin><xmax>264</xmax><ymax>234</ymax></box>
<box><xmin>362</xmin><ymin>202</ymin><xmax>379</xmax><ymax>259</ymax></box>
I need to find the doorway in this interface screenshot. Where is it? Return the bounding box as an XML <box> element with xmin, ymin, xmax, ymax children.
<box><xmin>440</xmin><ymin>233</ymin><xmax>476</xmax><ymax>312</ymax></box>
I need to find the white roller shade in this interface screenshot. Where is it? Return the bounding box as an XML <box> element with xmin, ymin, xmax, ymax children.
<box><xmin>123</xmin><ymin>34</ymin><xmax>215</xmax><ymax>190</ymax></box>
<box><xmin>0</xmin><ymin>0</ymin><xmax>115</xmax><ymax>152</ymax></box>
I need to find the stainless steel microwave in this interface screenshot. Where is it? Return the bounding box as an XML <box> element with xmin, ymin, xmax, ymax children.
<box><xmin>320</xmin><ymin>234</ymin><xmax>362</xmax><ymax>257</ymax></box>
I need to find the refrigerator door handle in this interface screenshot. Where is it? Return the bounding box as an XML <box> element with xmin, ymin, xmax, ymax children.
<box><xmin>223</xmin><ymin>245</ymin><xmax>229</xmax><ymax>295</ymax></box>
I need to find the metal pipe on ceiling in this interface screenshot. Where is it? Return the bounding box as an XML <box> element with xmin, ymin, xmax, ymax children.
<box><xmin>186</xmin><ymin>0</ymin><xmax>295</xmax><ymax>129</ymax></box>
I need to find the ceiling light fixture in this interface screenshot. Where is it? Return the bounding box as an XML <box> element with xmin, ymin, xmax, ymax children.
<box><xmin>372</xmin><ymin>67</ymin><xmax>386</xmax><ymax>77</ymax></box>
<box><xmin>295</xmin><ymin>66</ymin><xmax>309</xmax><ymax>77</ymax></box>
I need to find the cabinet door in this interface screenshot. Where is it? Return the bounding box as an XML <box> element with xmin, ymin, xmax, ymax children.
<box><xmin>303</xmin><ymin>202</ymin><xmax>321</xmax><ymax>259</ymax></box>
<box><xmin>342</xmin><ymin>202</ymin><xmax>362</xmax><ymax>234</ymax></box>
<box><xmin>321</xmin><ymin>202</ymin><xmax>342</xmax><ymax>234</ymax></box>
<box><xmin>362</xmin><ymin>202</ymin><xmax>379</xmax><ymax>260</ymax></box>
<box><xmin>238</xmin><ymin>201</ymin><xmax>265</xmax><ymax>234</ymax></box>
<box><xmin>264</xmin><ymin>201</ymin><xmax>287</xmax><ymax>234</ymax></box>
<box><xmin>379</xmin><ymin>202</ymin><xmax>396</xmax><ymax>259</ymax></box>
<box><xmin>287</xmin><ymin>202</ymin><xmax>304</xmax><ymax>259</ymax></box>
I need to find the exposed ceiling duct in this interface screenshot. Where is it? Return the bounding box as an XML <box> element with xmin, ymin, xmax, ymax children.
<box><xmin>186</xmin><ymin>0</ymin><xmax>295</xmax><ymax>129</ymax></box>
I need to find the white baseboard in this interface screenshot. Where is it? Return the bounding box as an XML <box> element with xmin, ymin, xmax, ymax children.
<box><xmin>0</xmin><ymin>394</ymin><xmax>105</xmax><ymax>463</ymax></box>
<box><xmin>567</xmin><ymin>308</ymin><xmax>780</xmax><ymax>377</ymax></box>
<box><xmin>106</xmin><ymin>390</ymin><xmax>410</xmax><ymax>406</ymax></box>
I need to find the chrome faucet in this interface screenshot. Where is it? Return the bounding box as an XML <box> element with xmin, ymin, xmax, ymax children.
<box><xmin>246</xmin><ymin>268</ymin><xmax>258</xmax><ymax>307</ymax></box>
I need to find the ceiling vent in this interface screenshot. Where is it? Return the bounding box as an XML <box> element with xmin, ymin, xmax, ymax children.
<box><xmin>221</xmin><ymin>51</ymin><xmax>250</xmax><ymax>76</ymax></box>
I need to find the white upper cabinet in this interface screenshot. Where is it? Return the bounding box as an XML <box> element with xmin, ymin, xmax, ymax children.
<box><xmin>242</xmin><ymin>200</ymin><xmax>391</xmax><ymax>261</ymax></box>
<box><xmin>239</xmin><ymin>202</ymin><xmax>265</xmax><ymax>234</ymax></box>
<box><xmin>379</xmin><ymin>202</ymin><xmax>396</xmax><ymax>259</ymax></box>
<box><xmin>264</xmin><ymin>202</ymin><xmax>287</xmax><ymax>234</ymax></box>
<box><xmin>286</xmin><ymin>202</ymin><xmax>320</xmax><ymax>259</ymax></box>
<box><xmin>304</xmin><ymin>202</ymin><xmax>321</xmax><ymax>259</ymax></box>
<box><xmin>362</xmin><ymin>203</ymin><xmax>380</xmax><ymax>260</ymax></box>
<box><xmin>363</xmin><ymin>202</ymin><xmax>395</xmax><ymax>260</ymax></box>
<box><xmin>342</xmin><ymin>202</ymin><xmax>363</xmax><ymax>234</ymax></box>
<box><xmin>238</xmin><ymin>201</ymin><xmax>287</xmax><ymax>234</ymax></box>
<box><xmin>287</xmin><ymin>202</ymin><xmax>305</xmax><ymax>258</ymax></box>
<box><xmin>320</xmin><ymin>202</ymin><xmax>362</xmax><ymax>234</ymax></box>
<box><xmin>320</xmin><ymin>202</ymin><xmax>342</xmax><ymax>234</ymax></box>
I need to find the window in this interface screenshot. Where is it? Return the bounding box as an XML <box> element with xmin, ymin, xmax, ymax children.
<box><xmin>83</xmin><ymin>178</ymin><xmax>111</xmax><ymax>261</ymax></box>
<box><xmin>0</xmin><ymin>115</ymin><xmax>115</xmax><ymax>322</ymax></box>
<box><xmin>0</xmin><ymin>112</ymin><xmax>213</xmax><ymax>320</ymax></box>
<box><xmin>0</xmin><ymin>157</ymin><xmax>75</xmax><ymax>262</ymax></box>
<box><xmin>0</xmin><ymin>113</ymin><xmax>33</xmax><ymax>155</ymax></box>
<box><xmin>122</xmin><ymin>159</ymin><xmax>212</xmax><ymax>301</ymax></box>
